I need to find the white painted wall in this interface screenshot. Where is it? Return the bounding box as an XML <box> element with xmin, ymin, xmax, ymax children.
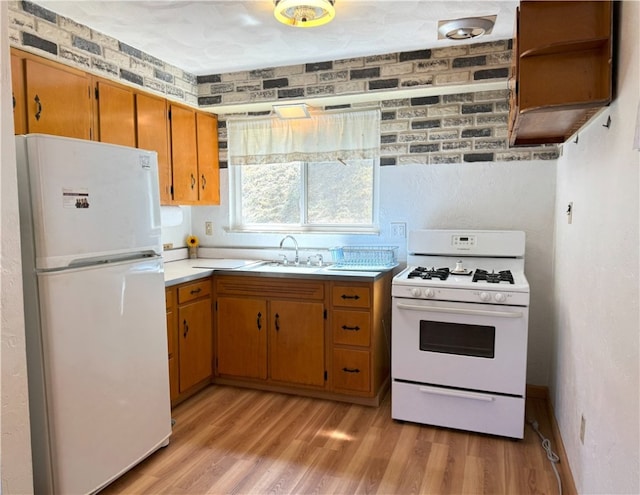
<box><xmin>191</xmin><ymin>159</ymin><xmax>557</xmax><ymax>385</ymax></box>
<box><xmin>0</xmin><ymin>2</ymin><xmax>35</xmax><ymax>493</ymax></box>
<box><xmin>551</xmin><ymin>1</ymin><xmax>640</xmax><ymax>493</ymax></box>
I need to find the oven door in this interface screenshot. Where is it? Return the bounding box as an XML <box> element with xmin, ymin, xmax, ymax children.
<box><xmin>392</xmin><ymin>297</ymin><xmax>528</xmax><ymax>396</ymax></box>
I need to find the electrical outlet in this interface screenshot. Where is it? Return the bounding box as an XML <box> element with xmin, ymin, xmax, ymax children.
<box><xmin>163</xmin><ymin>243</ymin><xmax>173</xmax><ymax>251</ymax></box>
<box><xmin>205</xmin><ymin>221</ymin><xmax>213</xmax><ymax>236</ymax></box>
<box><xmin>391</xmin><ymin>222</ymin><xmax>407</xmax><ymax>238</ymax></box>
<box><xmin>580</xmin><ymin>414</ymin><xmax>586</xmax><ymax>444</ymax></box>
<box><xmin>567</xmin><ymin>202</ymin><xmax>573</xmax><ymax>224</ymax></box>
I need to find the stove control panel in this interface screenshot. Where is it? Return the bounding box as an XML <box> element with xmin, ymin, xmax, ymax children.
<box><xmin>392</xmin><ymin>285</ymin><xmax>530</xmax><ymax>306</ymax></box>
<box><xmin>451</xmin><ymin>234</ymin><xmax>477</xmax><ymax>249</ymax></box>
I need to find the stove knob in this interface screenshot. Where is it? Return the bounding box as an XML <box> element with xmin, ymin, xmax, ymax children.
<box><xmin>424</xmin><ymin>288</ymin><xmax>435</xmax><ymax>298</ymax></box>
<box><xmin>494</xmin><ymin>293</ymin><xmax>506</xmax><ymax>303</ymax></box>
<box><xmin>411</xmin><ymin>288</ymin><xmax>421</xmax><ymax>297</ymax></box>
<box><xmin>479</xmin><ymin>292</ymin><xmax>491</xmax><ymax>302</ymax></box>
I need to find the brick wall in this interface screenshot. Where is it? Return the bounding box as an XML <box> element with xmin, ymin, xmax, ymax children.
<box><xmin>9</xmin><ymin>1</ymin><xmax>559</xmax><ymax>167</ymax></box>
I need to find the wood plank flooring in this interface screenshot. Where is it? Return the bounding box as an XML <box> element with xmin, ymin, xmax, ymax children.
<box><xmin>101</xmin><ymin>385</ymin><xmax>565</xmax><ymax>495</ymax></box>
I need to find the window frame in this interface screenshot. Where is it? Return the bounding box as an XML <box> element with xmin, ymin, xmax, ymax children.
<box><xmin>228</xmin><ymin>157</ymin><xmax>380</xmax><ymax>234</ymax></box>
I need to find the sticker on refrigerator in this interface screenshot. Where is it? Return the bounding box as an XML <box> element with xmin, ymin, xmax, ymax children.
<box><xmin>63</xmin><ymin>188</ymin><xmax>90</xmax><ymax>209</ymax></box>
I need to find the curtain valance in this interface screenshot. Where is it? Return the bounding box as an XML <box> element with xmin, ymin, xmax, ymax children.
<box><xmin>228</xmin><ymin>109</ymin><xmax>380</xmax><ymax>165</ymax></box>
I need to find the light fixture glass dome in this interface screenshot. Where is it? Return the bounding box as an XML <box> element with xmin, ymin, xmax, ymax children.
<box><xmin>437</xmin><ymin>16</ymin><xmax>496</xmax><ymax>41</ymax></box>
<box><xmin>274</xmin><ymin>0</ymin><xmax>336</xmax><ymax>28</ymax></box>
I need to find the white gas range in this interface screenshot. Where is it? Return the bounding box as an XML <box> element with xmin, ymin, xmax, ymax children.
<box><xmin>391</xmin><ymin>229</ymin><xmax>530</xmax><ymax>439</ymax></box>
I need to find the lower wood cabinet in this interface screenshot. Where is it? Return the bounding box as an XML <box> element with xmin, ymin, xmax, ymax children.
<box><xmin>215</xmin><ymin>276</ymin><xmax>326</xmax><ymax>389</ymax></box>
<box><xmin>214</xmin><ymin>272</ymin><xmax>393</xmax><ymax>406</ymax></box>
<box><xmin>166</xmin><ymin>279</ymin><xmax>213</xmax><ymax>405</ymax></box>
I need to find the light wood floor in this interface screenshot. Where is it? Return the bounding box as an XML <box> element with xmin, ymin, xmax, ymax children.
<box><xmin>102</xmin><ymin>385</ymin><xmax>564</xmax><ymax>495</ymax></box>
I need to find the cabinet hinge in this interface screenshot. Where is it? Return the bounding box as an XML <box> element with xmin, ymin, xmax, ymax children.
<box><xmin>168</xmin><ymin>108</ymin><xmax>171</xmax><ymax>121</ymax></box>
<box><xmin>170</xmin><ymin>184</ymin><xmax>174</xmax><ymax>196</ymax></box>
<box><xmin>323</xmin><ymin>309</ymin><xmax>327</xmax><ymax>320</ymax></box>
<box><xmin>94</xmin><ymin>86</ymin><xmax>99</xmax><ymax>100</ymax></box>
<box><xmin>324</xmin><ymin>370</ymin><xmax>328</xmax><ymax>381</ymax></box>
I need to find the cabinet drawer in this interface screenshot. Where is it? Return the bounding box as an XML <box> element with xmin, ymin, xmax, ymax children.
<box><xmin>332</xmin><ymin>310</ymin><xmax>371</xmax><ymax>347</ymax></box>
<box><xmin>331</xmin><ymin>285</ymin><xmax>370</xmax><ymax>309</ymax></box>
<box><xmin>333</xmin><ymin>348</ymin><xmax>370</xmax><ymax>393</ymax></box>
<box><xmin>177</xmin><ymin>280</ymin><xmax>211</xmax><ymax>304</ymax></box>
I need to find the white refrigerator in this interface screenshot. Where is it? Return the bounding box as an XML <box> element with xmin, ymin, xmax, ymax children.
<box><xmin>16</xmin><ymin>134</ymin><xmax>172</xmax><ymax>495</ymax></box>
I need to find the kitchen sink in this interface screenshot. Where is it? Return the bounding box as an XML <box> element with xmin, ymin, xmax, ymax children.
<box><xmin>245</xmin><ymin>261</ymin><xmax>323</xmax><ymax>274</ymax></box>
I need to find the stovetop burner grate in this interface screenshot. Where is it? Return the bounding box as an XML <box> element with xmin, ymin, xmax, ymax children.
<box><xmin>408</xmin><ymin>267</ymin><xmax>450</xmax><ymax>280</ymax></box>
<box><xmin>472</xmin><ymin>269</ymin><xmax>514</xmax><ymax>284</ymax></box>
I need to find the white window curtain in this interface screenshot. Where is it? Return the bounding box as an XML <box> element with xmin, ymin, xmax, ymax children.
<box><xmin>228</xmin><ymin>109</ymin><xmax>381</xmax><ymax>165</ymax></box>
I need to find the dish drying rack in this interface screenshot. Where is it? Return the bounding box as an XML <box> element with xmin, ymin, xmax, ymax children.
<box><xmin>329</xmin><ymin>246</ymin><xmax>398</xmax><ymax>271</ymax></box>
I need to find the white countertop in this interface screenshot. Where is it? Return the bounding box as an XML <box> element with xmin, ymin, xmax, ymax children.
<box><xmin>163</xmin><ymin>258</ymin><xmax>392</xmax><ymax>286</ymax></box>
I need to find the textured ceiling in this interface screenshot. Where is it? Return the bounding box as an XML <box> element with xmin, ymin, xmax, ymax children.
<box><xmin>34</xmin><ymin>1</ymin><xmax>518</xmax><ymax>76</ymax></box>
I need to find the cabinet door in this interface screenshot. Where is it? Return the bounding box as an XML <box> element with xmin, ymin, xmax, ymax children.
<box><xmin>11</xmin><ymin>54</ymin><xmax>26</xmax><ymax>135</ymax></box>
<box><xmin>269</xmin><ymin>300</ymin><xmax>325</xmax><ymax>387</ymax></box>
<box><xmin>137</xmin><ymin>93</ymin><xmax>172</xmax><ymax>205</ymax></box>
<box><xmin>95</xmin><ymin>80</ymin><xmax>135</xmax><ymax>147</ymax></box>
<box><xmin>178</xmin><ymin>298</ymin><xmax>213</xmax><ymax>392</ymax></box>
<box><xmin>24</xmin><ymin>58</ymin><xmax>92</xmax><ymax>139</ymax></box>
<box><xmin>166</xmin><ymin>301</ymin><xmax>179</xmax><ymax>401</ymax></box>
<box><xmin>170</xmin><ymin>104</ymin><xmax>198</xmax><ymax>204</ymax></box>
<box><xmin>195</xmin><ymin>112</ymin><xmax>220</xmax><ymax>205</ymax></box>
<box><xmin>216</xmin><ymin>297</ymin><xmax>267</xmax><ymax>380</ymax></box>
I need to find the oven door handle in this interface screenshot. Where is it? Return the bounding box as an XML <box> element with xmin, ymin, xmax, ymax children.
<box><xmin>419</xmin><ymin>385</ymin><xmax>495</xmax><ymax>402</ymax></box>
<box><xmin>396</xmin><ymin>302</ymin><xmax>523</xmax><ymax>318</ymax></box>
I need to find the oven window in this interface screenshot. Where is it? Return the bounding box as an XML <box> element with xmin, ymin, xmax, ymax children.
<box><xmin>419</xmin><ymin>320</ymin><xmax>495</xmax><ymax>358</ymax></box>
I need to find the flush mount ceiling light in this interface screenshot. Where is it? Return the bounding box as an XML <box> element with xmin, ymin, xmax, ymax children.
<box><xmin>273</xmin><ymin>0</ymin><xmax>336</xmax><ymax>28</ymax></box>
<box><xmin>438</xmin><ymin>16</ymin><xmax>496</xmax><ymax>40</ymax></box>
<box><xmin>273</xmin><ymin>103</ymin><xmax>311</xmax><ymax>119</ymax></box>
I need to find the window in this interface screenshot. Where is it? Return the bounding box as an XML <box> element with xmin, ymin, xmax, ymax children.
<box><xmin>228</xmin><ymin>109</ymin><xmax>380</xmax><ymax>233</ymax></box>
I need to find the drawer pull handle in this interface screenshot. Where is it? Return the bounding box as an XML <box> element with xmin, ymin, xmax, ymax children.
<box><xmin>342</xmin><ymin>367</ymin><xmax>360</xmax><ymax>373</ymax></box>
<box><xmin>183</xmin><ymin>319</ymin><xmax>189</xmax><ymax>338</ymax></box>
<box><xmin>190</xmin><ymin>173</ymin><xmax>196</xmax><ymax>190</ymax></box>
<box><xmin>419</xmin><ymin>386</ymin><xmax>495</xmax><ymax>402</ymax></box>
<box><xmin>190</xmin><ymin>288</ymin><xmax>202</xmax><ymax>295</ymax></box>
<box><xmin>275</xmin><ymin>313</ymin><xmax>280</xmax><ymax>331</ymax></box>
<box><xmin>342</xmin><ymin>325</ymin><xmax>360</xmax><ymax>331</ymax></box>
<box><xmin>256</xmin><ymin>312</ymin><xmax>262</xmax><ymax>331</ymax></box>
<box><xmin>201</xmin><ymin>174</ymin><xmax>207</xmax><ymax>189</ymax></box>
<box><xmin>341</xmin><ymin>294</ymin><xmax>360</xmax><ymax>300</ymax></box>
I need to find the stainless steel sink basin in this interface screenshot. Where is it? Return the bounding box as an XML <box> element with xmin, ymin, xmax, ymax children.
<box><xmin>245</xmin><ymin>261</ymin><xmax>323</xmax><ymax>274</ymax></box>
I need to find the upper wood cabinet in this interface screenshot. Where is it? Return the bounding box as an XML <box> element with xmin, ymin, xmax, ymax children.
<box><xmin>23</xmin><ymin>57</ymin><xmax>92</xmax><ymax>140</ymax></box>
<box><xmin>11</xmin><ymin>49</ymin><xmax>220</xmax><ymax>207</ymax></box>
<box><xmin>136</xmin><ymin>93</ymin><xmax>172</xmax><ymax>204</ymax></box>
<box><xmin>94</xmin><ymin>79</ymin><xmax>136</xmax><ymax>147</ymax></box>
<box><xmin>11</xmin><ymin>54</ymin><xmax>27</xmax><ymax>135</ymax></box>
<box><xmin>196</xmin><ymin>112</ymin><xmax>220</xmax><ymax>205</ymax></box>
<box><xmin>508</xmin><ymin>1</ymin><xmax>613</xmax><ymax>146</ymax></box>
<box><xmin>169</xmin><ymin>104</ymin><xmax>199</xmax><ymax>204</ymax></box>
<box><xmin>169</xmin><ymin>104</ymin><xmax>221</xmax><ymax>206</ymax></box>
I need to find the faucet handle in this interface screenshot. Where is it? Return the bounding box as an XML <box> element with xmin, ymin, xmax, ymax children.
<box><xmin>316</xmin><ymin>254</ymin><xmax>324</xmax><ymax>266</ymax></box>
<box><xmin>278</xmin><ymin>254</ymin><xmax>289</xmax><ymax>265</ymax></box>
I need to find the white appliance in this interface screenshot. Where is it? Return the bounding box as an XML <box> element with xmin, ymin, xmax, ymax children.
<box><xmin>391</xmin><ymin>229</ymin><xmax>530</xmax><ymax>439</ymax></box>
<box><xmin>16</xmin><ymin>134</ymin><xmax>172</xmax><ymax>494</ymax></box>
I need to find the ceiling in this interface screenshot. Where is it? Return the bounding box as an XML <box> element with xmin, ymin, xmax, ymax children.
<box><xmin>34</xmin><ymin>1</ymin><xmax>518</xmax><ymax>76</ymax></box>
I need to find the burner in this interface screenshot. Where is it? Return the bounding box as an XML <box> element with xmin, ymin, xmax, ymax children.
<box><xmin>472</xmin><ymin>269</ymin><xmax>514</xmax><ymax>284</ymax></box>
<box><xmin>408</xmin><ymin>267</ymin><xmax>450</xmax><ymax>280</ymax></box>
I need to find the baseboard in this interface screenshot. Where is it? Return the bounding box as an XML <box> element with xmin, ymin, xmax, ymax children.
<box><xmin>527</xmin><ymin>384</ymin><xmax>578</xmax><ymax>495</ymax></box>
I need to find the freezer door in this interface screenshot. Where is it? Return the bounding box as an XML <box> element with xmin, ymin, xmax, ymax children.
<box><xmin>18</xmin><ymin>134</ymin><xmax>161</xmax><ymax>269</ymax></box>
<box><xmin>34</xmin><ymin>258</ymin><xmax>171</xmax><ymax>495</ymax></box>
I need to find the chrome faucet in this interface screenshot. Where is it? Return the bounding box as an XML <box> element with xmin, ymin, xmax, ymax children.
<box><xmin>279</xmin><ymin>235</ymin><xmax>299</xmax><ymax>265</ymax></box>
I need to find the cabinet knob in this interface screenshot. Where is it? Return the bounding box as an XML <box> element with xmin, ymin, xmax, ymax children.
<box><xmin>256</xmin><ymin>312</ymin><xmax>262</xmax><ymax>331</ymax></box>
<box><xmin>341</xmin><ymin>325</ymin><xmax>360</xmax><ymax>331</ymax></box>
<box><xmin>342</xmin><ymin>367</ymin><xmax>360</xmax><ymax>373</ymax></box>
<box><xmin>275</xmin><ymin>313</ymin><xmax>280</xmax><ymax>331</ymax></box>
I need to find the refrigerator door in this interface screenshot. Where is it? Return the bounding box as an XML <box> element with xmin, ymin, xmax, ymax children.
<box><xmin>17</xmin><ymin>134</ymin><xmax>161</xmax><ymax>270</ymax></box>
<box><xmin>34</xmin><ymin>258</ymin><xmax>171</xmax><ymax>494</ymax></box>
